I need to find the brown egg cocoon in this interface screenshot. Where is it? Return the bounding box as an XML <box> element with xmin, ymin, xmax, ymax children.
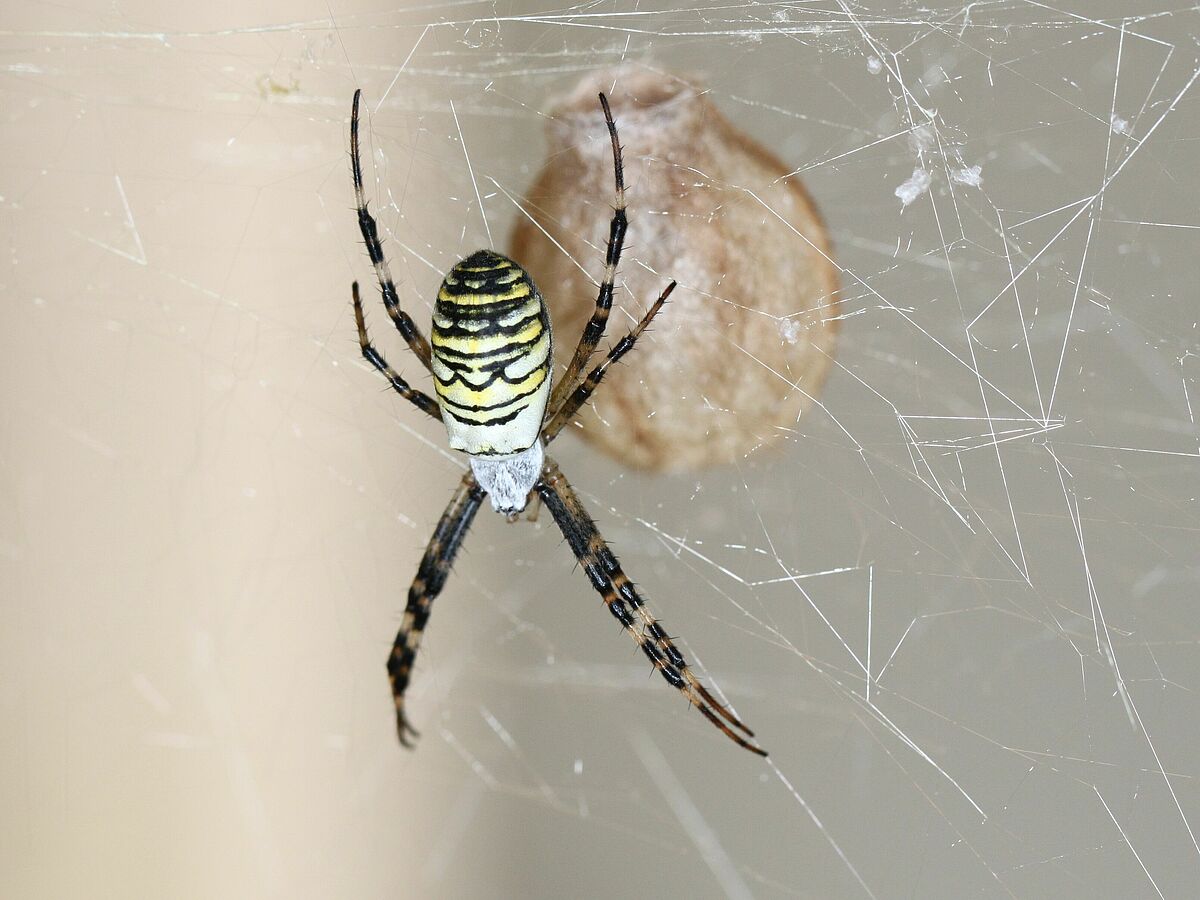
<box><xmin>511</xmin><ymin>65</ymin><xmax>840</xmax><ymax>472</ymax></box>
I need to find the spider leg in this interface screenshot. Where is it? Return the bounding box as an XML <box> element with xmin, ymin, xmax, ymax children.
<box><xmin>537</xmin><ymin>458</ymin><xmax>766</xmax><ymax>756</ymax></box>
<box><xmin>351</xmin><ymin>89</ymin><xmax>433</xmax><ymax>372</ymax></box>
<box><xmin>388</xmin><ymin>471</ymin><xmax>487</xmax><ymax>746</ymax></box>
<box><xmin>547</xmin><ymin>93</ymin><xmax>627</xmax><ymax>414</ymax></box>
<box><xmin>352</xmin><ymin>283</ymin><xmax>442</xmax><ymax>421</ymax></box>
<box><xmin>523</xmin><ymin>491</ymin><xmax>543</xmax><ymax>524</ymax></box>
<box><xmin>543</xmin><ymin>280</ymin><xmax>674</xmax><ymax>444</ymax></box>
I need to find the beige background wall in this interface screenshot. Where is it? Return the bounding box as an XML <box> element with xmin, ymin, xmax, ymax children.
<box><xmin>4</xmin><ymin>2</ymin><xmax>1199</xmax><ymax>898</ymax></box>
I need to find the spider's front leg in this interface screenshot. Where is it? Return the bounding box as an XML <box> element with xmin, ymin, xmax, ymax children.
<box><xmin>548</xmin><ymin>93</ymin><xmax>629</xmax><ymax>412</ymax></box>
<box><xmin>536</xmin><ymin>458</ymin><xmax>766</xmax><ymax>756</ymax></box>
<box><xmin>352</xmin><ymin>283</ymin><xmax>441</xmax><ymax>421</ymax></box>
<box><xmin>543</xmin><ymin>280</ymin><xmax>674</xmax><ymax>443</ymax></box>
<box><xmin>388</xmin><ymin>471</ymin><xmax>486</xmax><ymax>745</ymax></box>
<box><xmin>350</xmin><ymin>89</ymin><xmax>433</xmax><ymax>371</ymax></box>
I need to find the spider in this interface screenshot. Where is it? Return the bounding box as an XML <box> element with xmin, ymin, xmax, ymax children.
<box><xmin>348</xmin><ymin>89</ymin><xmax>766</xmax><ymax>756</ymax></box>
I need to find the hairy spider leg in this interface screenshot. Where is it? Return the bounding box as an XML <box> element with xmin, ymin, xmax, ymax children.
<box><xmin>547</xmin><ymin>93</ymin><xmax>628</xmax><ymax>413</ymax></box>
<box><xmin>352</xmin><ymin>283</ymin><xmax>442</xmax><ymax>421</ymax></box>
<box><xmin>537</xmin><ymin>459</ymin><xmax>767</xmax><ymax>756</ymax></box>
<box><xmin>387</xmin><ymin>472</ymin><xmax>486</xmax><ymax>746</ymax></box>
<box><xmin>351</xmin><ymin>89</ymin><xmax>434</xmax><ymax>371</ymax></box>
<box><xmin>543</xmin><ymin>280</ymin><xmax>675</xmax><ymax>443</ymax></box>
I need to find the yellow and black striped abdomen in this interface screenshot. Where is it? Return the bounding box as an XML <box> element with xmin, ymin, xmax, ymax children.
<box><xmin>430</xmin><ymin>250</ymin><xmax>553</xmax><ymax>457</ymax></box>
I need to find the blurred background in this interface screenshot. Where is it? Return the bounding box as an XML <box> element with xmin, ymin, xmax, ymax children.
<box><xmin>3</xmin><ymin>2</ymin><xmax>1199</xmax><ymax>897</ymax></box>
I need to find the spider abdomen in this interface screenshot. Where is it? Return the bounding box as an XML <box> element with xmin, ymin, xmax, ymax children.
<box><xmin>430</xmin><ymin>250</ymin><xmax>553</xmax><ymax>457</ymax></box>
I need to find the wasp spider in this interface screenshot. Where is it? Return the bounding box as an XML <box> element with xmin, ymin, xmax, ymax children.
<box><xmin>349</xmin><ymin>90</ymin><xmax>765</xmax><ymax>756</ymax></box>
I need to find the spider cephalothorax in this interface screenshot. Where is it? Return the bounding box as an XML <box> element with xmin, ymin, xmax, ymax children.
<box><xmin>349</xmin><ymin>89</ymin><xmax>765</xmax><ymax>756</ymax></box>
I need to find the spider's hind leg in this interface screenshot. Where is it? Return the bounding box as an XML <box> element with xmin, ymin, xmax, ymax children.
<box><xmin>536</xmin><ymin>458</ymin><xmax>766</xmax><ymax>756</ymax></box>
<box><xmin>387</xmin><ymin>472</ymin><xmax>486</xmax><ymax>746</ymax></box>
